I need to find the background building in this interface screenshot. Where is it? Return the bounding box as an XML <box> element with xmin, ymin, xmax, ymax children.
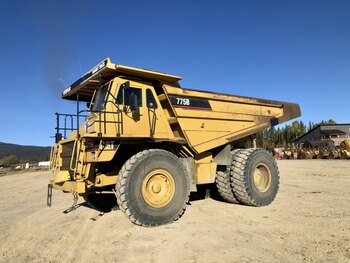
<box><xmin>294</xmin><ymin>124</ymin><xmax>350</xmax><ymax>147</ymax></box>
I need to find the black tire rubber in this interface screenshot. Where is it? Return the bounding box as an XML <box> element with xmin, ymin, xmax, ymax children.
<box><xmin>215</xmin><ymin>149</ymin><xmax>240</xmax><ymax>204</ymax></box>
<box><xmin>230</xmin><ymin>148</ymin><xmax>279</xmax><ymax>206</ymax></box>
<box><xmin>115</xmin><ymin>149</ymin><xmax>190</xmax><ymax>227</ymax></box>
<box><xmin>83</xmin><ymin>192</ymin><xmax>118</xmax><ymax>213</ymax></box>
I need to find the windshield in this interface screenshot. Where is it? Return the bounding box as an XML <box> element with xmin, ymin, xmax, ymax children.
<box><xmin>91</xmin><ymin>85</ymin><xmax>109</xmax><ymax>111</ymax></box>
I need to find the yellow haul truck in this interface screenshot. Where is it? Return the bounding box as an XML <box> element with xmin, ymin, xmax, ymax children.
<box><xmin>49</xmin><ymin>58</ymin><xmax>301</xmax><ymax>226</ymax></box>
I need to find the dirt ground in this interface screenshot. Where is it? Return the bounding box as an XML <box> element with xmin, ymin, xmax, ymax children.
<box><xmin>0</xmin><ymin>160</ymin><xmax>349</xmax><ymax>263</ymax></box>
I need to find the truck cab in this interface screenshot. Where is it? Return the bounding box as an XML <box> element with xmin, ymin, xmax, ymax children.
<box><xmin>83</xmin><ymin>77</ymin><xmax>173</xmax><ymax>139</ymax></box>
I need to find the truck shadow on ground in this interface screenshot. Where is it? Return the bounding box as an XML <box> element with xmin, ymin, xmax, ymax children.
<box><xmin>61</xmin><ymin>185</ymin><xmax>227</xmax><ymax>221</ymax></box>
<box><xmin>62</xmin><ymin>201</ymin><xmax>108</xmax><ymax>221</ymax></box>
<box><xmin>189</xmin><ymin>184</ymin><xmax>225</xmax><ymax>203</ymax></box>
<box><xmin>62</xmin><ymin>203</ymin><xmax>83</xmax><ymax>214</ymax></box>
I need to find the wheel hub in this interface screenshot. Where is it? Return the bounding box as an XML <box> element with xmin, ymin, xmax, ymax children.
<box><xmin>253</xmin><ymin>163</ymin><xmax>271</xmax><ymax>192</ymax></box>
<box><xmin>142</xmin><ymin>169</ymin><xmax>175</xmax><ymax>208</ymax></box>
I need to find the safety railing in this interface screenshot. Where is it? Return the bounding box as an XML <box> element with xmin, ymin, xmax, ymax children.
<box><xmin>54</xmin><ymin>104</ymin><xmax>123</xmax><ymax>143</ymax></box>
<box><xmin>54</xmin><ymin>113</ymin><xmax>88</xmax><ymax>142</ymax></box>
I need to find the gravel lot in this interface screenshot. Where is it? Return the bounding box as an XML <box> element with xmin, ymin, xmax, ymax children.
<box><xmin>0</xmin><ymin>160</ymin><xmax>349</xmax><ymax>263</ymax></box>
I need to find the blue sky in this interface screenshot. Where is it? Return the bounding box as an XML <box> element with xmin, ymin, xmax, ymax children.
<box><xmin>0</xmin><ymin>0</ymin><xmax>349</xmax><ymax>146</ymax></box>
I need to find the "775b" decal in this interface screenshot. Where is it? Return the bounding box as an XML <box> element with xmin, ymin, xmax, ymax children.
<box><xmin>169</xmin><ymin>96</ymin><xmax>212</xmax><ymax>110</ymax></box>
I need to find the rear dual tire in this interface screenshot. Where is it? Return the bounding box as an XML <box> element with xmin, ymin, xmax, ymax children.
<box><xmin>215</xmin><ymin>149</ymin><xmax>240</xmax><ymax>204</ymax></box>
<box><xmin>216</xmin><ymin>148</ymin><xmax>279</xmax><ymax>207</ymax></box>
<box><xmin>231</xmin><ymin>148</ymin><xmax>279</xmax><ymax>206</ymax></box>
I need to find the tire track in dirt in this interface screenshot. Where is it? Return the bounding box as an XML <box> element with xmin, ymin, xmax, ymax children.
<box><xmin>1</xmin><ymin>162</ymin><xmax>350</xmax><ymax>263</ymax></box>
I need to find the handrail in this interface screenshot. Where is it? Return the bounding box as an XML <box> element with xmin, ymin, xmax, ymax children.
<box><xmin>49</xmin><ymin>145</ymin><xmax>55</xmax><ymax>169</ymax></box>
<box><xmin>55</xmin><ymin>113</ymin><xmax>88</xmax><ymax>142</ymax></box>
<box><xmin>104</xmin><ymin>99</ymin><xmax>123</xmax><ymax>136</ymax></box>
<box><xmin>64</xmin><ymin>115</ymin><xmax>74</xmax><ymax>138</ymax></box>
<box><xmin>69</xmin><ymin>139</ymin><xmax>78</xmax><ymax>171</ymax></box>
<box><xmin>80</xmin><ymin>142</ymin><xmax>89</xmax><ymax>180</ymax></box>
<box><xmin>54</xmin><ymin>81</ymin><xmax>123</xmax><ymax>142</ymax></box>
<box><xmin>148</xmin><ymin>107</ymin><xmax>157</xmax><ymax>138</ymax></box>
<box><xmin>54</xmin><ymin>101</ymin><xmax>123</xmax><ymax>142</ymax></box>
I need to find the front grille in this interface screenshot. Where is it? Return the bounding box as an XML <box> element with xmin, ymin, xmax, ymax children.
<box><xmin>60</xmin><ymin>141</ymin><xmax>75</xmax><ymax>170</ymax></box>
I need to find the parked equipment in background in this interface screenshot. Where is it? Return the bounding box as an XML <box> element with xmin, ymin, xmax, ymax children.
<box><xmin>340</xmin><ymin>139</ymin><xmax>350</xmax><ymax>159</ymax></box>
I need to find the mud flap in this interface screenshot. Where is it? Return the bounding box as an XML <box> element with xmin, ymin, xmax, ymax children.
<box><xmin>47</xmin><ymin>184</ymin><xmax>53</xmax><ymax>207</ymax></box>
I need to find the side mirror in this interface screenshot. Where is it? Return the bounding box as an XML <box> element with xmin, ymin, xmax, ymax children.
<box><xmin>121</xmin><ymin>81</ymin><xmax>130</xmax><ymax>113</ymax></box>
<box><xmin>121</xmin><ymin>81</ymin><xmax>130</xmax><ymax>90</ymax></box>
<box><xmin>129</xmin><ymin>93</ymin><xmax>138</xmax><ymax>112</ymax></box>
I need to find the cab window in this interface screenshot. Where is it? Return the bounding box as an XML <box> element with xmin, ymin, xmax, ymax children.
<box><xmin>146</xmin><ymin>89</ymin><xmax>158</xmax><ymax>108</ymax></box>
<box><xmin>116</xmin><ymin>86</ymin><xmax>142</xmax><ymax>107</ymax></box>
<box><xmin>92</xmin><ymin>84</ymin><xmax>109</xmax><ymax>111</ymax></box>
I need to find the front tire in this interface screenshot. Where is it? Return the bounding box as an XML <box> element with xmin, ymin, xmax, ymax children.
<box><xmin>231</xmin><ymin>148</ymin><xmax>279</xmax><ymax>206</ymax></box>
<box><xmin>115</xmin><ymin>149</ymin><xmax>190</xmax><ymax>227</ymax></box>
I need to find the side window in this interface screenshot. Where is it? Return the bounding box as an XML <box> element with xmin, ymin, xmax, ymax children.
<box><xmin>116</xmin><ymin>86</ymin><xmax>142</xmax><ymax>107</ymax></box>
<box><xmin>146</xmin><ymin>89</ymin><xmax>158</xmax><ymax>109</ymax></box>
<box><xmin>92</xmin><ymin>84</ymin><xmax>109</xmax><ymax>111</ymax></box>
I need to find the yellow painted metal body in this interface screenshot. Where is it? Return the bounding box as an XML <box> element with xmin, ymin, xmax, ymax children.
<box><xmin>50</xmin><ymin>58</ymin><xmax>301</xmax><ymax>193</ymax></box>
<box><xmin>340</xmin><ymin>139</ymin><xmax>350</xmax><ymax>150</ymax></box>
<box><xmin>194</xmin><ymin>153</ymin><xmax>217</xmax><ymax>184</ymax></box>
<box><xmin>311</xmin><ymin>149</ymin><xmax>320</xmax><ymax>159</ymax></box>
<box><xmin>298</xmin><ymin>149</ymin><xmax>313</xmax><ymax>159</ymax></box>
<box><xmin>141</xmin><ymin>169</ymin><xmax>176</xmax><ymax>208</ymax></box>
<box><xmin>318</xmin><ymin>149</ymin><xmax>329</xmax><ymax>159</ymax></box>
<box><xmin>162</xmin><ymin>85</ymin><xmax>299</xmax><ymax>154</ymax></box>
<box><xmin>340</xmin><ymin>150</ymin><xmax>350</xmax><ymax>159</ymax></box>
<box><xmin>329</xmin><ymin>149</ymin><xmax>341</xmax><ymax>159</ymax></box>
<box><xmin>340</xmin><ymin>140</ymin><xmax>350</xmax><ymax>159</ymax></box>
<box><xmin>253</xmin><ymin>163</ymin><xmax>271</xmax><ymax>192</ymax></box>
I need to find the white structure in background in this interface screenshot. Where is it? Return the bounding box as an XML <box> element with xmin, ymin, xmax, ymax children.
<box><xmin>25</xmin><ymin>163</ymin><xmax>30</xmax><ymax>169</ymax></box>
<box><xmin>39</xmin><ymin>161</ymin><xmax>50</xmax><ymax>168</ymax></box>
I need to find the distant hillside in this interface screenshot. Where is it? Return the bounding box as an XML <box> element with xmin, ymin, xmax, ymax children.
<box><xmin>0</xmin><ymin>142</ymin><xmax>50</xmax><ymax>161</ymax></box>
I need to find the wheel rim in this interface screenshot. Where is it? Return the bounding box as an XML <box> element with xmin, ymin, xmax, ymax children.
<box><xmin>253</xmin><ymin>163</ymin><xmax>271</xmax><ymax>192</ymax></box>
<box><xmin>142</xmin><ymin>169</ymin><xmax>175</xmax><ymax>208</ymax></box>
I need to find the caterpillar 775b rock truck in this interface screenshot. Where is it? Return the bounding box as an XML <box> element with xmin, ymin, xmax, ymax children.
<box><xmin>49</xmin><ymin>58</ymin><xmax>301</xmax><ymax>226</ymax></box>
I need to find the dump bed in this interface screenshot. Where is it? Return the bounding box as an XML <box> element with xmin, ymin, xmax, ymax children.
<box><xmin>60</xmin><ymin>58</ymin><xmax>300</xmax><ymax>153</ymax></box>
<box><xmin>163</xmin><ymin>85</ymin><xmax>300</xmax><ymax>153</ymax></box>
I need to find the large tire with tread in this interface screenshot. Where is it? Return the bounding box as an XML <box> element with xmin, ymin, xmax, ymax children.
<box><xmin>83</xmin><ymin>191</ymin><xmax>118</xmax><ymax>212</ymax></box>
<box><xmin>215</xmin><ymin>149</ymin><xmax>240</xmax><ymax>204</ymax></box>
<box><xmin>115</xmin><ymin>149</ymin><xmax>190</xmax><ymax>227</ymax></box>
<box><xmin>231</xmin><ymin>148</ymin><xmax>279</xmax><ymax>206</ymax></box>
